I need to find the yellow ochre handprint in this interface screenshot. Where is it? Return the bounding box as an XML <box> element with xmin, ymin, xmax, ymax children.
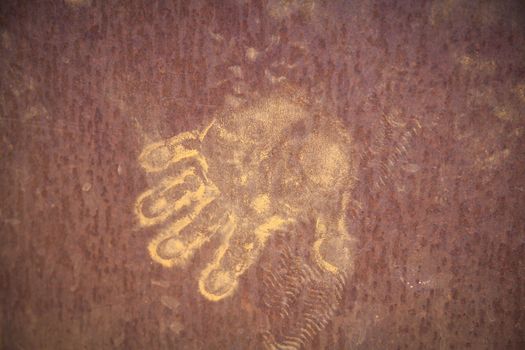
<box><xmin>135</xmin><ymin>86</ymin><xmax>358</xmax><ymax>302</ymax></box>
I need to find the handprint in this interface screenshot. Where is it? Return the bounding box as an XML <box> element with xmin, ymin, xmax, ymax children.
<box><xmin>135</xmin><ymin>86</ymin><xmax>358</xmax><ymax>303</ymax></box>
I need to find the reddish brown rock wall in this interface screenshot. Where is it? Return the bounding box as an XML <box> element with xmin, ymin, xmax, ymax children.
<box><xmin>1</xmin><ymin>1</ymin><xmax>524</xmax><ymax>349</ymax></box>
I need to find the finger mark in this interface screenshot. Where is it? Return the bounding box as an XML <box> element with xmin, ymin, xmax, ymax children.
<box><xmin>139</xmin><ymin>131</ymin><xmax>196</xmax><ymax>167</ymax></box>
<box><xmin>139</xmin><ymin>130</ymin><xmax>209</xmax><ymax>173</ymax></box>
<box><xmin>157</xmin><ymin>238</ymin><xmax>186</xmax><ymax>260</ymax></box>
<box><xmin>198</xmin><ymin>267</ymin><xmax>238</xmax><ymax>302</ymax></box>
<box><xmin>219</xmin><ymin>216</ymin><xmax>289</xmax><ymax>276</ymax></box>
<box><xmin>135</xmin><ymin>168</ymin><xmax>202</xmax><ymax>227</ymax></box>
<box><xmin>155</xmin><ymin>226</ymin><xmax>219</xmax><ymax>267</ymax></box>
<box><xmin>148</xmin><ymin>217</ymin><xmax>194</xmax><ymax>267</ymax></box>
<box><xmin>198</xmin><ymin>215</ymin><xmax>238</xmax><ymax>301</ymax></box>
<box><xmin>198</xmin><ymin>215</ymin><xmax>290</xmax><ymax>301</ymax></box>
<box><xmin>148</xmin><ymin>183</ymin><xmax>219</xmax><ymax>267</ymax></box>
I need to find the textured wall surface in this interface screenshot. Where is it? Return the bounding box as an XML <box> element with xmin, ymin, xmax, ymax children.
<box><xmin>1</xmin><ymin>0</ymin><xmax>524</xmax><ymax>349</ymax></box>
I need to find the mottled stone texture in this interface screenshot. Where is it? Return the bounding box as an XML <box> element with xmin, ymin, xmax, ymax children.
<box><xmin>1</xmin><ymin>0</ymin><xmax>524</xmax><ymax>349</ymax></box>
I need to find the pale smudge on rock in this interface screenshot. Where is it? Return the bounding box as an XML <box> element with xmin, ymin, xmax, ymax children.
<box><xmin>160</xmin><ymin>295</ymin><xmax>180</xmax><ymax>311</ymax></box>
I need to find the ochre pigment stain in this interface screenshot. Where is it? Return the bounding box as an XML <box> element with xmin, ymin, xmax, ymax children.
<box><xmin>135</xmin><ymin>86</ymin><xmax>358</xmax><ymax>303</ymax></box>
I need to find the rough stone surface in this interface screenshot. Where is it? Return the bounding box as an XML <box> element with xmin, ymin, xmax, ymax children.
<box><xmin>1</xmin><ymin>0</ymin><xmax>524</xmax><ymax>349</ymax></box>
